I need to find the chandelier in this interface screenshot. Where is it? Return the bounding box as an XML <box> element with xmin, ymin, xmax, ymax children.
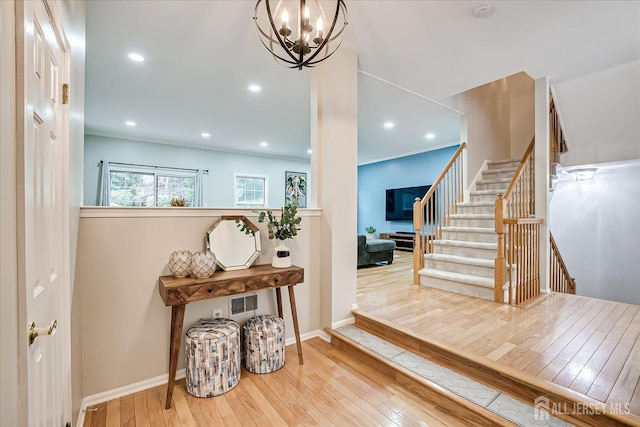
<box><xmin>253</xmin><ymin>0</ymin><xmax>348</xmax><ymax>70</ymax></box>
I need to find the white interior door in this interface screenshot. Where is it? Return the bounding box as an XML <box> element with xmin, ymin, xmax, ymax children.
<box><xmin>17</xmin><ymin>0</ymin><xmax>71</xmax><ymax>425</ymax></box>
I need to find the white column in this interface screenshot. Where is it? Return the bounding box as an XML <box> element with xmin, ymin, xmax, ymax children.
<box><xmin>535</xmin><ymin>77</ymin><xmax>550</xmax><ymax>293</ymax></box>
<box><xmin>0</xmin><ymin>1</ymin><xmax>21</xmax><ymax>425</ymax></box>
<box><xmin>311</xmin><ymin>48</ymin><xmax>358</xmax><ymax>327</ymax></box>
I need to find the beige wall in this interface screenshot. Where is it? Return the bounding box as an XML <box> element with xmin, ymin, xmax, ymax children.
<box><xmin>443</xmin><ymin>72</ymin><xmax>535</xmax><ymax>178</ymax></box>
<box><xmin>76</xmin><ymin>209</ymin><xmax>321</xmax><ymax>396</ymax></box>
<box><xmin>508</xmin><ymin>72</ymin><xmax>535</xmax><ymax>159</ymax></box>
<box><xmin>444</xmin><ymin>78</ymin><xmax>511</xmax><ymax>178</ymax></box>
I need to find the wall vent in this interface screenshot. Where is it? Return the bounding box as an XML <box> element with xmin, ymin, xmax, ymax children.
<box><xmin>230</xmin><ymin>294</ymin><xmax>258</xmax><ymax>315</ymax></box>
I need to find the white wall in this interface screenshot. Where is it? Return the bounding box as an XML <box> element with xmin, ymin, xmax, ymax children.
<box><xmin>553</xmin><ymin>60</ymin><xmax>640</xmax><ymax>167</ymax></box>
<box><xmin>84</xmin><ymin>134</ymin><xmax>310</xmax><ymax>208</ymax></box>
<box><xmin>550</xmin><ymin>160</ymin><xmax>640</xmax><ymax>305</ymax></box>
<box><xmin>0</xmin><ymin>1</ymin><xmax>19</xmax><ymax>425</ymax></box>
<box><xmin>76</xmin><ymin>208</ymin><xmax>321</xmax><ymax>397</ymax></box>
<box><xmin>58</xmin><ymin>0</ymin><xmax>86</xmax><ymax>422</ymax></box>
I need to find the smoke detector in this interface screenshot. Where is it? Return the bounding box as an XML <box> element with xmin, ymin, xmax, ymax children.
<box><xmin>473</xmin><ymin>5</ymin><xmax>496</xmax><ymax>19</ymax></box>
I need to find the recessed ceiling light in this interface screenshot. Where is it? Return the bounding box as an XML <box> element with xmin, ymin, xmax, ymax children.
<box><xmin>128</xmin><ymin>53</ymin><xmax>144</xmax><ymax>62</ymax></box>
<box><xmin>425</xmin><ymin>133</ymin><xmax>435</xmax><ymax>139</ymax></box>
<box><xmin>125</xmin><ymin>121</ymin><xmax>136</xmax><ymax>127</ymax></box>
<box><xmin>384</xmin><ymin>122</ymin><xmax>394</xmax><ymax>129</ymax></box>
<box><xmin>249</xmin><ymin>84</ymin><xmax>261</xmax><ymax>92</ymax></box>
<box><xmin>260</xmin><ymin>141</ymin><xmax>268</xmax><ymax>147</ymax></box>
<box><xmin>307</xmin><ymin>149</ymin><xmax>313</xmax><ymax>154</ymax></box>
<box><xmin>473</xmin><ymin>5</ymin><xmax>495</xmax><ymax>19</ymax></box>
<box><xmin>201</xmin><ymin>132</ymin><xmax>210</xmax><ymax>138</ymax></box>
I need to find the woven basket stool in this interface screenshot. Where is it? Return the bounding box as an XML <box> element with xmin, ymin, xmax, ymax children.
<box><xmin>243</xmin><ymin>315</ymin><xmax>285</xmax><ymax>374</ymax></box>
<box><xmin>185</xmin><ymin>318</ymin><xmax>240</xmax><ymax>397</ymax></box>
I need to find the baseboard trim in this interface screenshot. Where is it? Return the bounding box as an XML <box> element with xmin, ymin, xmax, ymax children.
<box><xmin>77</xmin><ymin>368</ymin><xmax>186</xmax><ymax>426</ymax></box>
<box><xmin>331</xmin><ymin>316</ymin><xmax>355</xmax><ymax>329</ymax></box>
<box><xmin>318</xmin><ymin>329</ymin><xmax>332</xmax><ymax>343</ymax></box>
<box><xmin>285</xmin><ymin>329</ymin><xmax>320</xmax><ymax>346</ymax></box>
<box><xmin>77</xmin><ymin>330</ymin><xmax>322</xmax><ymax>426</ymax></box>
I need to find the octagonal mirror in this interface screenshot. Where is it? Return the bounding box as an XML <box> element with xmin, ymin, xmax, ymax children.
<box><xmin>206</xmin><ymin>216</ymin><xmax>261</xmax><ymax>271</ymax></box>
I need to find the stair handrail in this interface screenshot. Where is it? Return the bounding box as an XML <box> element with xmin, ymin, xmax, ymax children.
<box><xmin>495</xmin><ymin>137</ymin><xmax>540</xmax><ymax>304</ymax></box>
<box><xmin>412</xmin><ymin>142</ymin><xmax>466</xmax><ymax>284</ymax></box>
<box><xmin>549</xmin><ymin>232</ymin><xmax>576</xmax><ymax>294</ymax></box>
<box><xmin>549</xmin><ymin>96</ymin><xmax>568</xmax><ymax>165</ymax></box>
<box><xmin>503</xmin><ymin>137</ymin><xmax>535</xmax><ymax>215</ymax></box>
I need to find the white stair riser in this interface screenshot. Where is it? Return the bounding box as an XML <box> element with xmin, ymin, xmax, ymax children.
<box><xmin>425</xmin><ymin>258</ymin><xmax>495</xmax><ymax>279</ymax></box>
<box><xmin>470</xmin><ymin>193</ymin><xmax>500</xmax><ymax>203</ymax></box>
<box><xmin>442</xmin><ymin>230</ymin><xmax>497</xmax><ymax>244</ymax></box>
<box><xmin>450</xmin><ymin>217</ymin><xmax>494</xmax><ymax>228</ymax></box>
<box><xmin>471</xmin><ymin>191</ymin><xmax>525</xmax><ymax>203</ymax></box>
<box><xmin>420</xmin><ymin>275</ymin><xmax>494</xmax><ymax>301</ymax></box>
<box><xmin>477</xmin><ymin>181</ymin><xmax>511</xmax><ymax>191</ymax></box>
<box><xmin>487</xmin><ymin>161</ymin><xmax>520</xmax><ymax>171</ymax></box>
<box><xmin>433</xmin><ymin>244</ymin><xmax>496</xmax><ymax>260</ymax></box>
<box><xmin>458</xmin><ymin>204</ymin><xmax>494</xmax><ymax>215</ymax></box>
<box><xmin>419</xmin><ymin>158</ymin><xmax>521</xmax><ymax>302</ymax></box>
<box><xmin>482</xmin><ymin>170</ymin><xmax>517</xmax><ymax>180</ymax></box>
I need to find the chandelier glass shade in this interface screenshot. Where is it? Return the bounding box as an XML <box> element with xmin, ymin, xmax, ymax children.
<box><xmin>253</xmin><ymin>0</ymin><xmax>348</xmax><ymax>69</ymax></box>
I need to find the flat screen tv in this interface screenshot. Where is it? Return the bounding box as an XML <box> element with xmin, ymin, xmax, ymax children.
<box><xmin>385</xmin><ymin>185</ymin><xmax>434</xmax><ymax>221</ymax></box>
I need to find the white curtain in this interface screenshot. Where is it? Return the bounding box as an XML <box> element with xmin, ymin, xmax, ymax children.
<box><xmin>97</xmin><ymin>160</ymin><xmax>111</xmax><ymax>206</ymax></box>
<box><xmin>194</xmin><ymin>169</ymin><xmax>204</xmax><ymax>207</ymax></box>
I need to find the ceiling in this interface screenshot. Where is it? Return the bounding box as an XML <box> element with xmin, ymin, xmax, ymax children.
<box><xmin>85</xmin><ymin>1</ymin><xmax>640</xmax><ymax>164</ymax></box>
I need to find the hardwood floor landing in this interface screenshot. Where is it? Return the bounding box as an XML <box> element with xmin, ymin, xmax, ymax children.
<box><xmin>357</xmin><ymin>251</ymin><xmax>640</xmax><ymax>416</ymax></box>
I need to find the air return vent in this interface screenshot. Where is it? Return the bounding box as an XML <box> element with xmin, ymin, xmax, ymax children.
<box><xmin>230</xmin><ymin>294</ymin><xmax>258</xmax><ymax>315</ymax></box>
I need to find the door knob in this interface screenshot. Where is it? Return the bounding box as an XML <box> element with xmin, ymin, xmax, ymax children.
<box><xmin>28</xmin><ymin>320</ymin><xmax>57</xmax><ymax>345</ymax></box>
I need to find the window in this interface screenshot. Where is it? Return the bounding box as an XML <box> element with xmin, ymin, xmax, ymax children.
<box><xmin>108</xmin><ymin>165</ymin><xmax>198</xmax><ymax>207</ymax></box>
<box><xmin>235</xmin><ymin>174</ymin><xmax>267</xmax><ymax>208</ymax></box>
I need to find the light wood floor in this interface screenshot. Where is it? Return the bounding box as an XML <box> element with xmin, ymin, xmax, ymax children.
<box><xmin>83</xmin><ymin>338</ymin><xmax>474</xmax><ymax>426</ymax></box>
<box><xmin>357</xmin><ymin>251</ymin><xmax>640</xmax><ymax>415</ymax></box>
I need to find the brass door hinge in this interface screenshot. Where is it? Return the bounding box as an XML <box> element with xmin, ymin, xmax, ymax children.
<box><xmin>62</xmin><ymin>83</ymin><xmax>69</xmax><ymax>104</ymax></box>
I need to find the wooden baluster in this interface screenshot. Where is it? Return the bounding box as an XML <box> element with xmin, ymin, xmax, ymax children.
<box><xmin>413</xmin><ymin>197</ymin><xmax>423</xmax><ymax>285</ymax></box>
<box><xmin>536</xmin><ymin>223</ymin><xmax>540</xmax><ymax>297</ymax></box>
<box><xmin>529</xmin><ymin>223</ymin><xmax>533</xmax><ymax>299</ymax></box>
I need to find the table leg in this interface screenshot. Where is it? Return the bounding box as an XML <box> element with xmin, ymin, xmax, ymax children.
<box><xmin>165</xmin><ymin>304</ymin><xmax>186</xmax><ymax>409</ymax></box>
<box><xmin>275</xmin><ymin>287</ymin><xmax>283</xmax><ymax>319</ymax></box>
<box><xmin>287</xmin><ymin>285</ymin><xmax>304</xmax><ymax>365</ymax></box>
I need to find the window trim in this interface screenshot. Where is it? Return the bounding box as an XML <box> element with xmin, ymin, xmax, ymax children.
<box><xmin>234</xmin><ymin>173</ymin><xmax>268</xmax><ymax>208</ymax></box>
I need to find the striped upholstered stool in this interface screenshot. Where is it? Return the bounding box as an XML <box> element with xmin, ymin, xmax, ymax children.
<box><xmin>243</xmin><ymin>315</ymin><xmax>285</xmax><ymax>374</ymax></box>
<box><xmin>185</xmin><ymin>318</ymin><xmax>240</xmax><ymax>397</ymax></box>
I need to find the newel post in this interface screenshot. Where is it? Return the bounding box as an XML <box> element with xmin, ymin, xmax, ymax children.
<box><xmin>413</xmin><ymin>197</ymin><xmax>423</xmax><ymax>285</ymax></box>
<box><xmin>494</xmin><ymin>193</ymin><xmax>506</xmax><ymax>303</ymax></box>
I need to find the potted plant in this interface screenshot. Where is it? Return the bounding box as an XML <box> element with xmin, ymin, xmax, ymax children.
<box><xmin>170</xmin><ymin>196</ymin><xmax>187</xmax><ymax>207</ymax></box>
<box><xmin>237</xmin><ymin>204</ymin><xmax>302</xmax><ymax>268</ymax></box>
<box><xmin>365</xmin><ymin>226</ymin><xmax>376</xmax><ymax>240</ymax></box>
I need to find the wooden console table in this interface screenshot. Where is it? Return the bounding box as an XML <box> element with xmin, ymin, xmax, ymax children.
<box><xmin>158</xmin><ymin>264</ymin><xmax>305</xmax><ymax>409</ymax></box>
<box><xmin>380</xmin><ymin>232</ymin><xmax>416</xmax><ymax>251</ymax></box>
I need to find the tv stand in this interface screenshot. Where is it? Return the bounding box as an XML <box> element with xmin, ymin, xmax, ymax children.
<box><xmin>380</xmin><ymin>232</ymin><xmax>416</xmax><ymax>252</ymax></box>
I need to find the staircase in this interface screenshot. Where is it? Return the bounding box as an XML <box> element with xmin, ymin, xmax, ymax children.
<box><xmin>419</xmin><ymin>159</ymin><xmax>520</xmax><ymax>301</ymax></box>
